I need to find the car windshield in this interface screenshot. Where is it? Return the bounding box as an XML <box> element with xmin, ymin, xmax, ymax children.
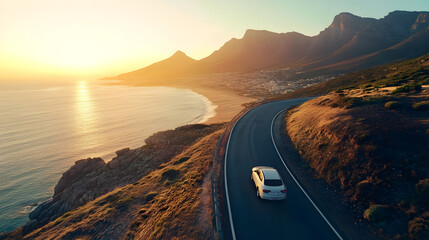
<box><xmin>264</xmin><ymin>179</ymin><xmax>283</xmax><ymax>186</ymax></box>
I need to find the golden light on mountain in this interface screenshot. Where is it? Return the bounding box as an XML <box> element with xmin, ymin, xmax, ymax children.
<box><xmin>2</xmin><ymin>0</ymin><xmax>427</xmax><ymax>82</ymax></box>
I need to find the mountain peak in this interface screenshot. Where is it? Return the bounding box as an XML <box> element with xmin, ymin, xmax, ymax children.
<box><xmin>338</xmin><ymin>12</ymin><xmax>357</xmax><ymax>16</ymax></box>
<box><xmin>167</xmin><ymin>50</ymin><xmax>197</xmax><ymax>62</ymax></box>
<box><xmin>385</xmin><ymin>10</ymin><xmax>423</xmax><ymax>18</ymax></box>
<box><xmin>242</xmin><ymin>29</ymin><xmax>278</xmax><ymax>39</ymax></box>
<box><xmin>331</xmin><ymin>12</ymin><xmax>361</xmax><ymax>24</ymax></box>
<box><xmin>108</xmin><ymin>10</ymin><xmax>429</xmax><ymax>82</ymax></box>
<box><xmin>171</xmin><ymin>50</ymin><xmax>187</xmax><ymax>57</ymax></box>
<box><xmin>328</xmin><ymin>12</ymin><xmax>364</xmax><ymax>33</ymax></box>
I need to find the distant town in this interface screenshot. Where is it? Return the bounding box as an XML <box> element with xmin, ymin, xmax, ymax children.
<box><xmin>187</xmin><ymin>69</ymin><xmax>336</xmax><ymax>97</ymax></box>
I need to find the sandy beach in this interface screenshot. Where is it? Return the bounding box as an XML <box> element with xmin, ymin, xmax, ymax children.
<box><xmin>177</xmin><ymin>86</ymin><xmax>257</xmax><ymax>124</ymax></box>
<box><xmin>106</xmin><ymin>79</ymin><xmax>258</xmax><ymax>124</ymax></box>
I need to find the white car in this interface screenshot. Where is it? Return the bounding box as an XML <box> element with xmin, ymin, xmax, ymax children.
<box><xmin>251</xmin><ymin>166</ymin><xmax>287</xmax><ymax>200</ymax></box>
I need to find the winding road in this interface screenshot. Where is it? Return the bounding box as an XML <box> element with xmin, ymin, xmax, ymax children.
<box><xmin>224</xmin><ymin>99</ymin><xmax>344</xmax><ymax>240</ymax></box>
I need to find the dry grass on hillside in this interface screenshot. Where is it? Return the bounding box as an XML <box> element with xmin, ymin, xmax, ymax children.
<box><xmin>273</xmin><ymin>53</ymin><xmax>429</xmax><ymax>101</ymax></box>
<box><xmin>286</xmin><ymin>95</ymin><xmax>361</xmax><ymax>190</ymax></box>
<box><xmin>286</xmin><ymin>89</ymin><xmax>428</xmax><ymax>238</ymax></box>
<box><xmin>20</xmin><ymin>130</ymin><xmax>223</xmax><ymax>240</ymax></box>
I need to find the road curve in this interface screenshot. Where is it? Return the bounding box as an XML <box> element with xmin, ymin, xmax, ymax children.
<box><xmin>224</xmin><ymin>99</ymin><xmax>343</xmax><ymax>240</ymax></box>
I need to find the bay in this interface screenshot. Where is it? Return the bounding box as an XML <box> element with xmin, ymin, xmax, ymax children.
<box><xmin>0</xmin><ymin>81</ymin><xmax>215</xmax><ymax>232</ymax></box>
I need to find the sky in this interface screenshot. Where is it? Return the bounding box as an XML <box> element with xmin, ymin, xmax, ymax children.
<box><xmin>1</xmin><ymin>0</ymin><xmax>428</xmax><ymax>82</ymax></box>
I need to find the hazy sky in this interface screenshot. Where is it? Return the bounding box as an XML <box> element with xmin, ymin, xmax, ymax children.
<box><xmin>1</xmin><ymin>0</ymin><xmax>428</xmax><ymax>82</ymax></box>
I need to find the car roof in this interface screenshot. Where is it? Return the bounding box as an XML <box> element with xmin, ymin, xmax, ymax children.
<box><xmin>261</xmin><ymin>168</ymin><xmax>281</xmax><ymax>180</ymax></box>
<box><xmin>253</xmin><ymin>166</ymin><xmax>274</xmax><ymax>170</ymax></box>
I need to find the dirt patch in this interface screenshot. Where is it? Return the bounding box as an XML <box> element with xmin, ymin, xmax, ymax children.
<box><xmin>196</xmin><ymin>167</ymin><xmax>214</xmax><ymax>237</ymax></box>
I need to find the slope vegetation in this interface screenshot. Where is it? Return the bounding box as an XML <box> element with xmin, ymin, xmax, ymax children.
<box><xmin>285</xmin><ymin>83</ymin><xmax>428</xmax><ymax>238</ymax></box>
<box><xmin>22</xmin><ymin>130</ymin><xmax>223</xmax><ymax>240</ymax></box>
<box><xmin>276</xmin><ymin>53</ymin><xmax>429</xmax><ymax>100</ymax></box>
<box><xmin>1</xmin><ymin>124</ymin><xmax>224</xmax><ymax>240</ymax></box>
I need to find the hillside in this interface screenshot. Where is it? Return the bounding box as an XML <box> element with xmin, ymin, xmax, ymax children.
<box><xmin>200</xmin><ymin>11</ymin><xmax>429</xmax><ymax>74</ymax></box>
<box><xmin>111</xmin><ymin>50</ymin><xmax>199</xmax><ymax>83</ymax></box>
<box><xmin>275</xmin><ymin>53</ymin><xmax>429</xmax><ymax>100</ymax></box>
<box><xmin>1</xmin><ymin>124</ymin><xmax>224</xmax><ymax>239</ymax></box>
<box><xmin>285</xmin><ymin>79</ymin><xmax>429</xmax><ymax>237</ymax></box>
<box><xmin>108</xmin><ymin>11</ymin><xmax>429</xmax><ymax>84</ymax></box>
<box><xmin>198</xmin><ymin>30</ymin><xmax>312</xmax><ymax>73</ymax></box>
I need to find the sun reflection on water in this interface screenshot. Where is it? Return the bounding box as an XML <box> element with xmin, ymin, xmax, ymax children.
<box><xmin>74</xmin><ymin>81</ymin><xmax>99</xmax><ymax>148</ymax></box>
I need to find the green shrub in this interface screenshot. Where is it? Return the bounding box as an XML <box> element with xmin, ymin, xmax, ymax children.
<box><xmin>332</xmin><ymin>97</ymin><xmax>381</xmax><ymax>108</ymax></box>
<box><xmin>173</xmin><ymin>156</ymin><xmax>190</xmax><ymax>165</ymax></box>
<box><xmin>412</xmin><ymin>101</ymin><xmax>429</xmax><ymax>111</ymax></box>
<box><xmin>96</xmin><ymin>193</ymin><xmax>120</xmax><ymax>206</ymax></box>
<box><xmin>392</xmin><ymin>83</ymin><xmax>422</xmax><ymax>94</ymax></box>
<box><xmin>145</xmin><ymin>192</ymin><xmax>157</xmax><ymax>202</ymax></box>
<box><xmin>343</xmin><ymin>86</ymin><xmax>356</xmax><ymax>90</ymax></box>
<box><xmin>355</xmin><ymin>179</ymin><xmax>371</xmax><ymax>198</ymax></box>
<box><xmin>413</xmin><ymin>179</ymin><xmax>429</xmax><ymax>208</ymax></box>
<box><xmin>115</xmin><ymin>195</ymin><xmax>134</xmax><ymax>209</ymax></box>
<box><xmin>384</xmin><ymin>101</ymin><xmax>402</xmax><ymax>109</ymax></box>
<box><xmin>53</xmin><ymin>217</ymin><xmax>65</xmax><ymax>226</ymax></box>
<box><xmin>408</xmin><ymin>217</ymin><xmax>429</xmax><ymax>240</ymax></box>
<box><xmin>357</xmin><ymin>132</ymin><xmax>372</xmax><ymax>142</ymax></box>
<box><xmin>161</xmin><ymin>169</ymin><xmax>180</xmax><ymax>181</ymax></box>
<box><xmin>364</xmin><ymin>204</ymin><xmax>391</xmax><ymax>222</ymax></box>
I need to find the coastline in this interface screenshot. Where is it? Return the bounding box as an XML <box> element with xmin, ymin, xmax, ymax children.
<box><xmin>101</xmin><ymin>79</ymin><xmax>257</xmax><ymax>124</ymax></box>
<box><xmin>0</xmin><ymin>83</ymin><xmax>232</xmax><ymax>233</ymax></box>
<box><xmin>182</xmin><ymin>86</ymin><xmax>256</xmax><ymax>124</ymax></box>
<box><xmin>2</xmin><ymin>124</ymin><xmax>225</xmax><ymax>238</ymax></box>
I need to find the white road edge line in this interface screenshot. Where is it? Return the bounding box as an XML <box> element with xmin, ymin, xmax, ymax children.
<box><xmin>225</xmin><ymin>109</ymin><xmax>250</xmax><ymax>240</ymax></box>
<box><xmin>270</xmin><ymin>109</ymin><xmax>344</xmax><ymax>240</ymax></box>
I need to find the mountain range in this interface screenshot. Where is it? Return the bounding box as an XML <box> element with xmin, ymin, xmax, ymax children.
<box><xmin>108</xmin><ymin>10</ymin><xmax>429</xmax><ymax>82</ymax></box>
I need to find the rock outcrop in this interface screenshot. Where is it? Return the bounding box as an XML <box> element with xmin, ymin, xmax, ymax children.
<box><xmin>22</xmin><ymin>124</ymin><xmax>224</xmax><ymax>234</ymax></box>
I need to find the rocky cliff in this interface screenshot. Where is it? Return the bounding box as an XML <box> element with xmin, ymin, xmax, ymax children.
<box><xmin>20</xmin><ymin>124</ymin><xmax>224</xmax><ymax>235</ymax></box>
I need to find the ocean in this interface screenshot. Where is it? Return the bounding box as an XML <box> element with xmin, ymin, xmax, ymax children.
<box><xmin>0</xmin><ymin>81</ymin><xmax>216</xmax><ymax>232</ymax></box>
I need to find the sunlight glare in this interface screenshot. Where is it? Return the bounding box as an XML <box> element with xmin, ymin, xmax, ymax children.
<box><xmin>74</xmin><ymin>81</ymin><xmax>100</xmax><ymax>148</ymax></box>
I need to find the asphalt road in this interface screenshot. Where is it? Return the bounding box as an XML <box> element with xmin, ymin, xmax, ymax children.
<box><xmin>224</xmin><ymin>99</ymin><xmax>344</xmax><ymax>240</ymax></box>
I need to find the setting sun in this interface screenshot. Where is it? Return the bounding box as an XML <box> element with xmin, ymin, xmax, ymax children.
<box><xmin>1</xmin><ymin>0</ymin><xmax>428</xmax><ymax>238</ymax></box>
<box><xmin>3</xmin><ymin>0</ymin><xmax>427</xmax><ymax>82</ymax></box>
